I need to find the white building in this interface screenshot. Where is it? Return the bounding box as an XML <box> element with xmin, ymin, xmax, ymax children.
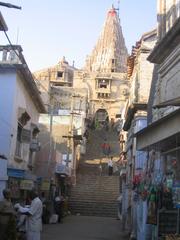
<box><xmin>0</xmin><ymin>45</ymin><xmax>46</xmax><ymax>200</ymax></box>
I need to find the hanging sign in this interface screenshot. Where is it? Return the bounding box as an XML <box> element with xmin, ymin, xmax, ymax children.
<box><xmin>20</xmin><ymin>179</ymin><xmax>34</xmax><ymax>190</ymax></box>
<box><xmin>41</xmin><ymin>180</ymin><xmax>50</xmax><ymax>191</ymax></box>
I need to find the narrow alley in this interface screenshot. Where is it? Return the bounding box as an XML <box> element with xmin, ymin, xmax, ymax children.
<box><xmin>42</xmin><ymin>126</ymin><xmax>124</xmax><ymax>240</ymax></box>
<box><xmin>1</xmin><ymin>1</ymin><xmax>180</xmax><ymax>240</ymax></box>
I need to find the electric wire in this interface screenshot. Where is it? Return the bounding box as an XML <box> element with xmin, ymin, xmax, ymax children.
<box><xmin>2</xmin><ymin>29</ymin><xmax>61</xmax><ymax>106</ymax></box>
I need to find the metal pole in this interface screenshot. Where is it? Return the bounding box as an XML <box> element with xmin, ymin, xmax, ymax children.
<box><xmin>0</xmin><ymin>2</ymin><xmax>21</xmax><ymax>9</ymax></box>
<box><xmin>66</xmin><ymin>95</ymin><xmax>74</xmax><ymax>167</ymax></box>
<box><xmin>47</xmin><ymin>98</ymin><xmax>53</xmax><ymax>175</ymax></box>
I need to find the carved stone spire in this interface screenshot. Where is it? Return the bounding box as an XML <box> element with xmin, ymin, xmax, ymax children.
<box><xmin>85</xmin><ymin>6</ymin><xmax>128</xmax><ymax>73</ymax></box>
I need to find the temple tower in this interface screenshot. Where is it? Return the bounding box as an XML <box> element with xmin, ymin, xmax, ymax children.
<box><xmin>85</xmin><ymin>5</ymin><xmax>128</xmax><ymax>73</ymax></box>
<box><xmin>74</xmin><ymin>6</ymin><xmax>129</xmax><ymax>123</ymax></box>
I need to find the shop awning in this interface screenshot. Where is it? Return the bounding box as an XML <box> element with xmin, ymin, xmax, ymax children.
<box><xmin>136</xmin><ymin>109</ymin><xmax>180</xmax><ymax>151</ymax></box>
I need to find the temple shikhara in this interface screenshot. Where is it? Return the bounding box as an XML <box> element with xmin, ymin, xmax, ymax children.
<box><xmin>74</xmin><ymin>5</ymin><xmax>129</xmax><ymax>122</ymax></box>
<box><xmin>85</xmin><ymin>6</ymin><xmax>127</xmax><ymax>73</ymax></box>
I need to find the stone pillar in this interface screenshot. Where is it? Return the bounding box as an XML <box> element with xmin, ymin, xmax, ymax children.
<box><xmin>2</xmin><ymin>49</ymin><xmax>7</xmax><ymax>61</ymax></box>
<box><xmin>157</xmin><ymin>0</ymin><xmax>166</xmax><ymax>40</ymax></box>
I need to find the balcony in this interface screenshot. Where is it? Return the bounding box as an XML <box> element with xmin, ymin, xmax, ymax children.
<box><xmin>0</xmin><ymin>45</ymin><xmax>23</xmax><ymax>64</ymax></box>
<box><xmin>96</xmin><ymin>77</ymin><xmax>111</xmax><ymax>95</ymax></box>
<box><xmin>96</xmin><ymin>88</ymin><xmax>111</xmax><ymax>94</ymax></box>
<box><xmin>96</xmin><ymin>92</ymin><xmax>111</xmax><ymax>99</ymax></box>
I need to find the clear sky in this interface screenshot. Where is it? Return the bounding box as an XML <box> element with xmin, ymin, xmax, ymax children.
<box><xmin>1</xmin><ymin>0</ymin><xmax>157</xmax><ymax>72</ymax></box>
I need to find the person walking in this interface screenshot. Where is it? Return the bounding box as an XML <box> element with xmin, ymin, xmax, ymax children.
<box><xmin>101</xmin><ymin>139</ymin><xmax>111</xmax><ymax>157</ymax></box>
<box><xmin>54</xmin><ymin>192</ymin><xmax>64</xmax><ymax>223</ymax></box>
<box><xmin>40</xmin><ymin>192</ymin><xmax>49</xmax><ymax>224</ymax></box>
<box><xmin>0</xmin><ymin>189</ymin><xmax>17</xmax><ymax>240</ymax></box>
<box><xmin>99</xmin><ymin>159</ymin><xmax>103</xmax><ymax>176</ymax></box>
<box><xmin>18</xmin><ymin>189</ymin><xmax>43</xmax><ymax>240</ymax></box>
<box><xmin>95</xmin><ymin>119</ymin><xmax>99</xmax><ymax>129</ymax></box>
<box><xmin>107</xmin><ymin>157</ymin><xmax>113</xmax><ymax>176</ymax></box>
<box><xmin>15</xmin><ymin>204</ymin><xmax>27</xmax><ymax>240</ymax></box>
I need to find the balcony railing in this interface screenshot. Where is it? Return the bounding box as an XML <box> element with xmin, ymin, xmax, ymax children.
<box><xmin>0</xmin><ymin>45</ymin><xmax>24</xmax><ymax>64</ymax></box>
<box><xmin>96</xmin><ymin>88</ymin><xmax>111</xmax><ymax>94</ymax></box>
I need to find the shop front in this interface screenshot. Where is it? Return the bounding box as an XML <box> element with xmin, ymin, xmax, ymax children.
<box><xmin>7</xmin><ymin>168</ymin><xmax>25</xmax><ymax>201</ymax></box>
<box><xmin>55</xmin><ymin>163</ymin><xmax>72</xmax><ymax>196</ymax></box>
<box><xmin>136</xmin><ymin>111</ymin><xmax>180</xmax><ymax>239</ymax></box>
<box><xmin>7</xmin><ymin>168</ymin><xmax>36</xmax><ymax>203</ymax></box>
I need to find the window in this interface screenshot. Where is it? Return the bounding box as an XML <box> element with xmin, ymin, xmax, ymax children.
<box><xmin>18</xmin><ymin>112</ymin><xmax>30</xmax><ymax>126</ymax></box>
<box><xmin>98</xmin><ymin>79</ymin><xmax>108</xmax><ymax>88</ymax></box>
<box><xmin>15</xmin><ymin>123</ymin><xmax>31</xmax><ymax>158</ymax></box>
<box><xmin>52</xmin><ymin>82</ymin><xmax>64</xmax><ymax>86</ymax></box>
<box><xmin>97</xmin><ymin>93</ymin><xmax>101</xmax><ymax>98</ymax></box>
<box><xmin>15</xmin><ymin>124</ymin><xmax>23</xmax><ymax>157</ymax></box>
<box><xmin>57</xmin><ymin>71</ymin><xmax>63</xmax><ymax>78</ymax></box>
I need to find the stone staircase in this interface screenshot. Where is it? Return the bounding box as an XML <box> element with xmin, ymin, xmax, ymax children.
<box><xmin>69</xmin><ymin>127</ymin><xmax>120</xmax><ymax>217</ymax></box>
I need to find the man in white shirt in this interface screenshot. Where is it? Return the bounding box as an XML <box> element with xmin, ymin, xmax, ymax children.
<box><xmin>108</xmin><ymin>156</ymin><xmax>113</xmax><ymax>176</ymax></box>
<box><xmin>18</xmin><ymin>190</ymin><xmax>42</xmax><ymax>240</ymax></box>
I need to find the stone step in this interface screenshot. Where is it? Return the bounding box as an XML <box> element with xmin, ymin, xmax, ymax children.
<box><xmin>69</xmin><ymin>128</ymin><xmax>120</xmax><ymax>217</ymax></box>
<box><xmin>76</xmin><ymin>177</ymin><xmax>119</xmax><ymax>183</ymax></box>
<box><xmin>69</xmin><ymin>199</ymin><xmax>118</xmax><ymax>204</ymax></box>
<box><xmin>70</xmin><ymin>195</ymin><xmax>119</xmax><ymax>201</ymax></box>
<box><xmin>74</xmin><ymin>185</ymin><xmax>119</xmax><ymax>188</ymax></box>
<box><xmin>70</xmin><ymin>189</ymin><xmax>119</xmax><ymax>194</ymax></box>
<box><xmin>68</xmin><ymin>201</ymin><xmax>118</xmax><ymax>217</ymax></box>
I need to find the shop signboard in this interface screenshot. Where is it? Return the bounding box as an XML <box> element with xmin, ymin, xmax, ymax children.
<box><xmin>41</xmin><ymin>180</ymin><xmax>50</xmax><ymax>191</ymax></box>
<box><xmin>20</xmin><ymin>179</ymin><xmax>34</xmax><ymax>190</ymax></box>
<box><xmin>7</xmin><ymin>168</ymin><xmax>25</xmax><ymax>178</ymax></box>
<box><xmin>62</xmin><ymin>154</ymin><xmax>72</xmax><ymax>166</ymax></box>
<box><xmin>55</xmin><ymin>163</ymin><xmax>71</xmax><ymax>176</ymax></box>
<box><xmin>9</xmin><ymin>178</ymin><xmax>20</xmax><ymax>199</ymax></box>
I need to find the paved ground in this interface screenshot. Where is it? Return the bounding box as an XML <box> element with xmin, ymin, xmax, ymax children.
<box><xmin>42</xmin><ymin>215</ymin><xmax>128</xmax><ymax>240</ymax></box>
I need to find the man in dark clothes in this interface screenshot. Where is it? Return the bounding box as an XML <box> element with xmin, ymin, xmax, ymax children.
<box><xmin>54</xmin><ymin>193</ymin><xmax>64</xmax><ymax>223</ymax></box>
<box><xmin>0</xmin><ymin>189</ymin><xmax>17</xmax><ymax>240</ymax></box>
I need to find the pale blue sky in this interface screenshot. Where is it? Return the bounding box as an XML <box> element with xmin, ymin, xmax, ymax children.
<box><xmin>1</xmin><ymin>0</ymin><xmax>157</xmax><ymax>72</ymax></box>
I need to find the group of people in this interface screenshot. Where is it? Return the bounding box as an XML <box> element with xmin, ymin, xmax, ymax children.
<box><xmin>0</xmin><ymin>189</ymin><xmax>42</xmax><ymax>240</ymax></box>
<box><xmin>0</xmin><ymin>189</ymin><xmax>66</xmax><ymax>240</ymax></box>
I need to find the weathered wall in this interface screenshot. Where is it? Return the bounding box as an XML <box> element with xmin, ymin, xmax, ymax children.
<box><xmin>73</xmin><ymin>70</ymin><xmax>129</xmax><ymax>120</ymax></box>
<box><xmin>0</xmin><ymin>71</ymin><xmax>16</xmax><ymax>159</ymax></box>
<box><xmin>0</xmin><ymin>71</ymin><xmax>40</xmax><ymax>170</ymax></box>
<box><xmin>157</xmin><ymin>0</ymin><xmax>180</xmax><ymax>39</ymax></box>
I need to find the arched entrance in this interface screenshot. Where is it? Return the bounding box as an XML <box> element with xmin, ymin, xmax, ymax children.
<box><xmin>94</xmin><ymin>109</ymin><xmax>109</xmax><ymax>126</ymax></box>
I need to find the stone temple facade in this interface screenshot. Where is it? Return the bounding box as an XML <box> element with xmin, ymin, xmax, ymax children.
<box><xmin>73</xmin><ymin>6</ymin><xmax>129</xmax><ymax>122</ymax></box>
<box><xmin>33</xmin><ymin>56</ymin><xmax>76</xmax><ymax>106</ymax></box>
